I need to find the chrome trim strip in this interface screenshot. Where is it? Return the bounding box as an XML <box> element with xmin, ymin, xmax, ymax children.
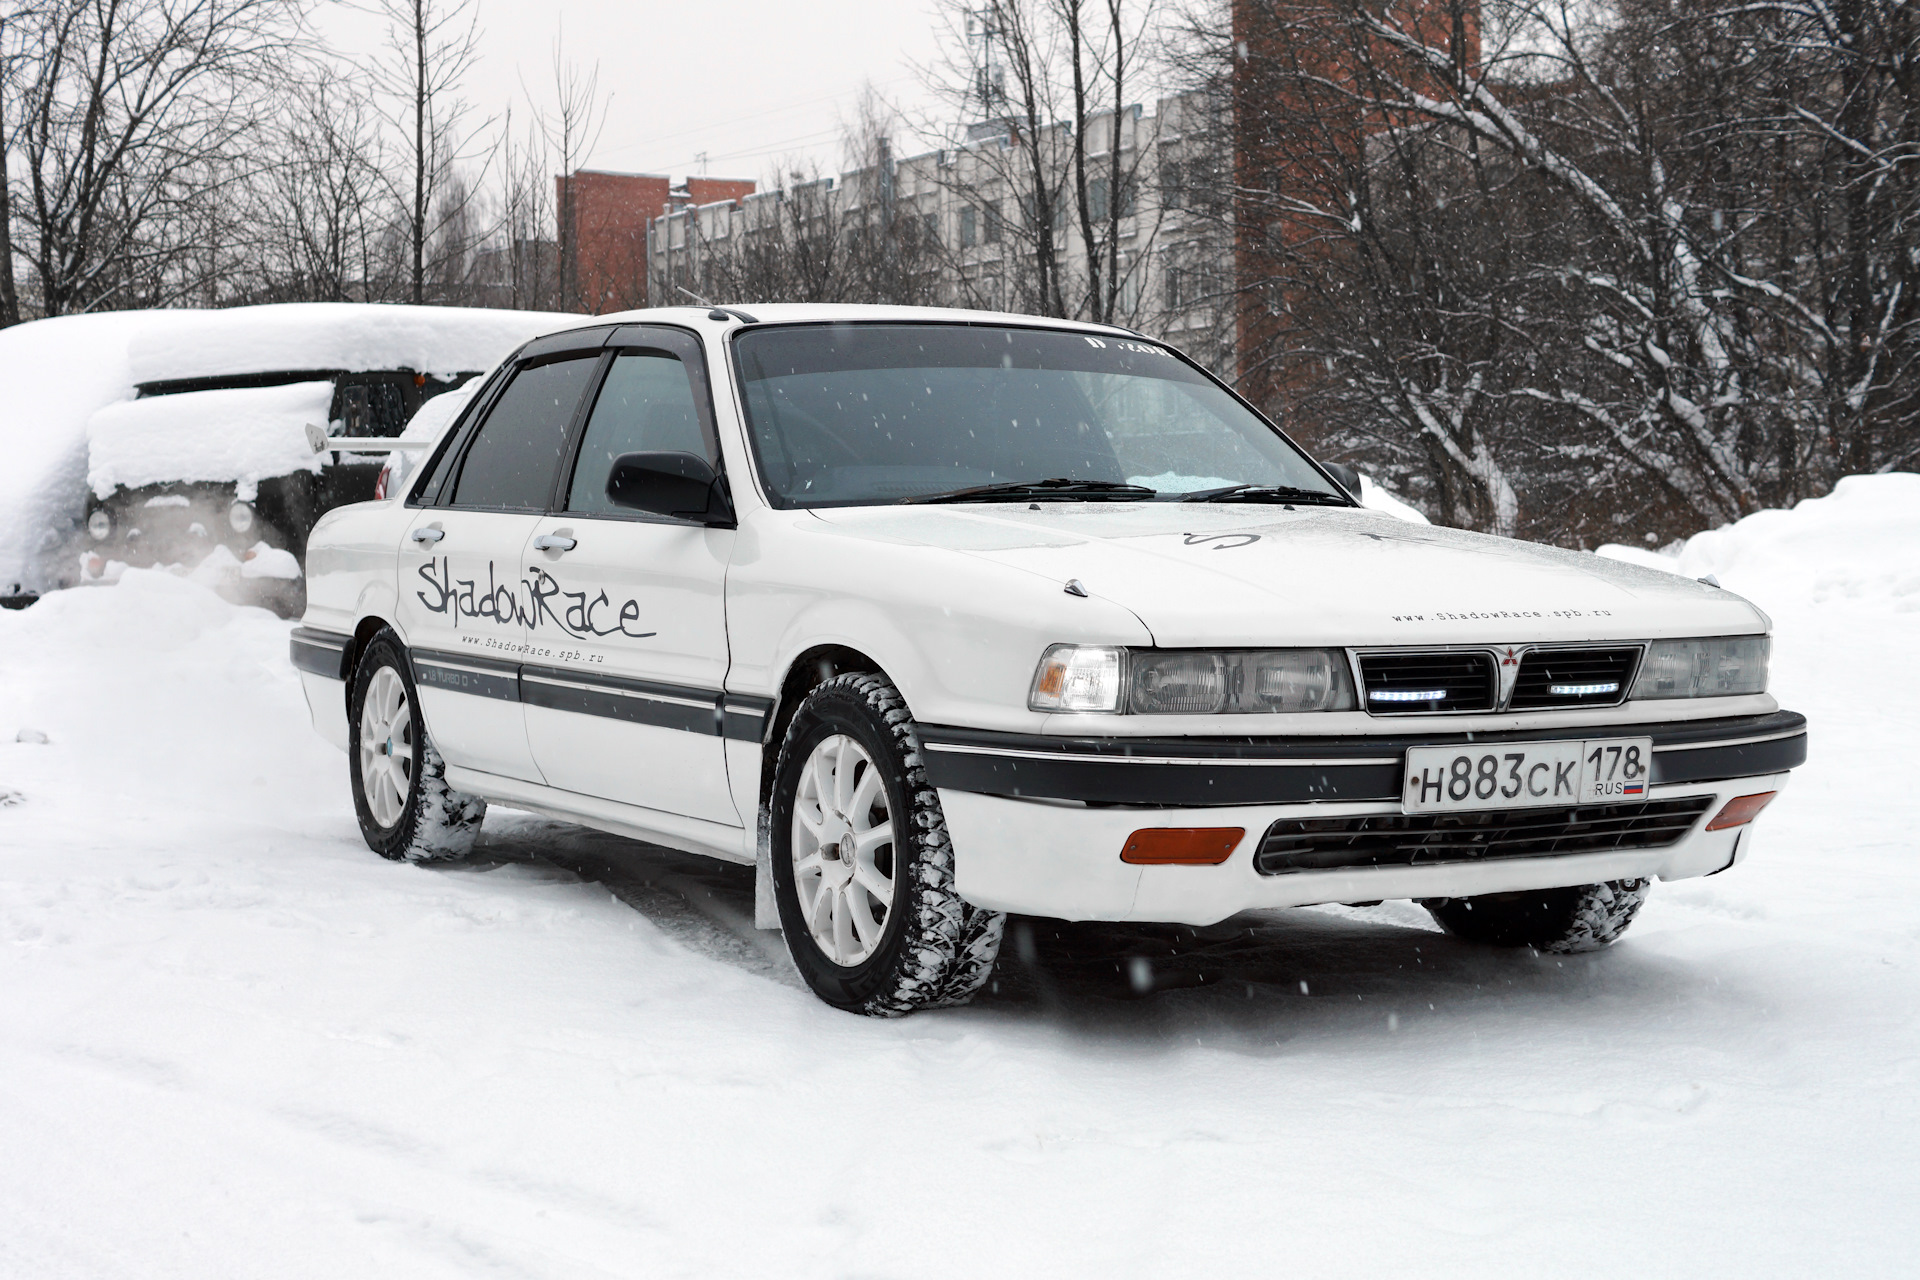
<box><xmin>922</xmin><ymin>742</ymin><xmax>1400</xmax><ymax>767</ymax></box>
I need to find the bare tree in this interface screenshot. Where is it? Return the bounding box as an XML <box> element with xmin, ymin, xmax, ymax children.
<box><xmin>248</xmin><ymin>65</ymin><xmax>387</xmax><ymax>302</ymax></box>
<box><xmin>537</xmin><ymin>42</ymin><xmax>607</xmax><ymax>312</ymax></box>
<box><xmin>1193</xmin><ymin>0</ymin><xmax>1918</xmax><ymax>543</ymax></box>
<box><xmin>494</xmin><ymin>106</ymin><xmax>558</xmax><ymax>310</ymax></box>
<box><xmin>8</xmin><ymin>0</ymin><xmax>303</xmax><ymax>316</ymax></box>
<box><xmin>0</xmin><ymin>5</ymin><xmax>28</xmax><ymax>326</ymax></box>
<box><xmin>922</xmin><ymin>0</ymin><xmax>1164</xmax><ymax>325</ymax></box>
<box><xmin>367</xmin><ymin>0</ymin><xmax>487</xmax><ymax>305</ymax></box>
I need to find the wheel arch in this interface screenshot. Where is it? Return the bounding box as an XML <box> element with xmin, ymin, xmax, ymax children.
<box><xmin>339</xmin><ymin>614</ymin><xmax>398</xmax><ymax>718</ymax></box>
<box><xmin>759</xmin><ymin>644</ymin><xmax>886</xmax><ymax>806</ymax></box>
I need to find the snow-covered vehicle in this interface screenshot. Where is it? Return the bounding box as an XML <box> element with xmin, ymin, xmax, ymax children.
<box><xmin>291</xmin><ymin>305</ymin><xmax>1807</xmax><ymax>1015</ymax></box>
<box><xmin>79</xmin><ymin>305</ymin><xmax>577</xmax><ymax>614</ymax></box>
<box><xmin>0</xmin><ymin>304</ymin><xmax>571</xmax><ymax>615</ymax></box>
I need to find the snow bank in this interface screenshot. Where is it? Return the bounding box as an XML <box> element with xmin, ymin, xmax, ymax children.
<box><xmin>125</xmin><ymin>303</ymin><xmax>578</xmax><ymax>385</ymax></box>
<box><xmin>1358</xmin><ymin>474</ymin><xmax>1429</xmax><ymax>524</ymax></box>
<box><xmin>2</xmin><ymin>490</ymin><xmax>1918</xmax><ymax>1275</ymax></box>
<box><xmin>86</xmin><ymin>380</ymin><xmax>335</xmax><ymax>498</ymax></box>
<box><xmin>1597</xmin><ymin>473</ymin><xmax>1920</xmax><ymax>612</ymax></box>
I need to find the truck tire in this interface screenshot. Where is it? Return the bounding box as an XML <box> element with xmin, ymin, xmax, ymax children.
<box><xmin>769</xmin><ymin>671</ymin><xmax>1004</xmax><ymax>1015</ymax></box>
<box><xmin>349</xmin><ymin>630</ymin><xmax>486</xmax><ymax>862</ymax></box>
<box><xmin>1427</xmin><ymin>879</ymin><xmax>1651</xmax><ymax>953</ymax></box>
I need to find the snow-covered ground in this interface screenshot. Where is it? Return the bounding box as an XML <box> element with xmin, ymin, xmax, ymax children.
<box><xmin>2</xmin><ymin>479</ymin><xmax>1916</xmax><ymax>1277</ymax></box>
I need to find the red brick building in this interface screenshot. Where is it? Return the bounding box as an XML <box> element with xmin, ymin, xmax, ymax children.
<box><xmin>558</xmin><ymin>171</ymin><xmax>757</xmax><ymax>314</ymax></box>
<box><xmin>1231</xmin><ymin>0</ymin><xmax>1478</xmax><ymax>414</ymax></box>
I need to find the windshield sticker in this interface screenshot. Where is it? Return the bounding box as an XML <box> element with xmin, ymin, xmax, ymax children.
<box><xmin>1182</xmin><ymin>532</ymin><xmax>1262</xmax><ymax>550</ymax></box>
<box><xmin>1082</xmin><ymin>335</ymin><xmax>1173</xmax><ymax>357</ymax></box>
<box><xmin>414</xmin><ymin>557</ymin><xmax>658</xmax><ymax>640</ymax></box>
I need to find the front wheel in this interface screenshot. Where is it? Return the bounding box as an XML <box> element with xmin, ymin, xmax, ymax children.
<box><xmin>349</xmin><ymin>630</ymin><xmax>486</xmax><ymax>862</ymax></box>
<box><xmin>1426</xmin><ymin>878</ymin><xmax>1651</xmax><ymax>953</ymax></box>
<box><xmin>769</xmin><ymin>672</ymin><xmax>1004</xmax><ymax>1015</ymax></box>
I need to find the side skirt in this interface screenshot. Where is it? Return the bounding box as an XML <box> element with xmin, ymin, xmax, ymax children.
<box><xmin>442</xmin><ymin>765</ymin><xmax>753</xmax><ymax>866</ymax></box>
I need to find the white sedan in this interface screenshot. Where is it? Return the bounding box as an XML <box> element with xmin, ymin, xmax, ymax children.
<box><xmin>291</xmin><ymin>305</ymin><xmax>1806</xmax><ymax>1015</ymax></box>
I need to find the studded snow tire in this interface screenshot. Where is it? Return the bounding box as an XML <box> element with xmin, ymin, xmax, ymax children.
<box><xmin>1427</xmin><ymin>878</ymin><xmax>1651</xmax><ymax>954</ymax></box>
<box><xmin>769</xmin><ymin>671</ymin><xmax>1005</xmax><ymax>1015</ymax></box>
<box><xmin>349</xmin><ymin>630</ymin><xmax>487</xmax><ymax>863</ymax></box>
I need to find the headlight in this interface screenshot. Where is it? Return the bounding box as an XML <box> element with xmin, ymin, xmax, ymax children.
<box><xmin>227</xmin><ymin>500</ymin><xmax>254</xmax><ymax>533</ymax></box>
<box><xmin>1631</xmin><ymin>636</ymin><xmax>1769</xmax><ymax>699</ymax></box>
<box><xmin>86</xmin><ymin>509</ymin><xmax>111</xmax><ymax>540</ymax></box>
<box><xmin>1029</xmin><ymin>644</ymin><xmax>1126</xmax><ymax>712</ymax></box>
<box><xmin>1029</xmin><ymin>646</ymin><xmax>1355</xmax><ymax>714</ymax></box>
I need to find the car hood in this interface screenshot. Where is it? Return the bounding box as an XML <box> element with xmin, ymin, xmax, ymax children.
<box><xmin>806</xmin><ymin>503</ymin><xmax>1767</xmax><ymax>646</ymax></box>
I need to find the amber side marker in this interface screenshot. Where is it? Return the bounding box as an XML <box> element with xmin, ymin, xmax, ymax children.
<box><xmin>1121</xmin><ymin>827</ymin><xmax>1245</xmax><ymax>865</ymax></box>
<box><xmin>1705</xmin><ymin>791</ymin><xmax>1778</xmax><ymax>832</ymax></box>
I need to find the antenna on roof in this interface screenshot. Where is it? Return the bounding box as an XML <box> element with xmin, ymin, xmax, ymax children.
<box><xmin>675</xmin><ymin>284</ymin><xmax>715</xmax><ymax>307</ymax></box>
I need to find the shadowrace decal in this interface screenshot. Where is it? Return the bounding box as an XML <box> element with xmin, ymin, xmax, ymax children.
<box><xmin>414</xmin><ymin>557</ymin><xmax>657</xmax><ymax>640</ymax></box>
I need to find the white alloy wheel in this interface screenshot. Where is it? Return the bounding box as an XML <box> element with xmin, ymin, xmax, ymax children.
<box><xmin>790</xmin><ymin>732</ymin><xmax>896</xmax><ymax>966</ymax></box>
<box><xmin>357</xmin><ymin>665</ymin><xmax>415</xmax><ymax>828</ymax></box>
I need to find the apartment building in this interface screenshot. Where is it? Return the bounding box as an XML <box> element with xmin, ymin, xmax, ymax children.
<box><xmin>632</xmin><ymin>92</ymin><xmax>1235</xmax><ymax>373</ymax></box>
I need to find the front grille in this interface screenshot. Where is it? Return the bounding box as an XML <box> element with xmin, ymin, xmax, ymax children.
<box><xmin>1511</xmin><ymin>646</ymin><xmax>1640</xmax><ymax>709</ymax></box>
<box><xmin>1358</xmin><ymin>651</ymin><xmax>1497</xmax><ymax>714</ymax></box>
<box><xmin>1252</xmin><ymin>796</ymin><xmax>1713</xmax><ymax>875</ymax></box>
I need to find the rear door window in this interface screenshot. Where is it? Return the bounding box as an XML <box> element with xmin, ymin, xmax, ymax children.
<box><xmin>449</xmin><ymin>355</ymin><xmax>601</xmax><ymax>510</ymax></box>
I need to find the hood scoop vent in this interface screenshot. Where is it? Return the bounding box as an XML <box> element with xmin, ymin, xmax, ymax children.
<box><xmin>1358</xmin><ymin>651</ymin><xmax>1498</xmax><ymax>714</ymax></box>
<box><xmin>1510</xmin><ymin>646</ymin><xmax>1640</xmax><ymax>709</ymax></box>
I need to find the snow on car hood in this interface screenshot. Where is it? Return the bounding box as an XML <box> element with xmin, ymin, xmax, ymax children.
<box><xmin>87</xmin><ymin>380</ymin><xmax>334</xmax><ymax>498</ymax></box>
<box><xmin>808</xmin><ymin>503</ymin><xmax>1769</xmax><ymax>646</ymax></box>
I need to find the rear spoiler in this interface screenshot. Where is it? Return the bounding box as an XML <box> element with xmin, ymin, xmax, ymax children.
<box><xmin>305</xmin><ymin>422</ymin><xmax>432</xmax><ymax>455</ymax></box>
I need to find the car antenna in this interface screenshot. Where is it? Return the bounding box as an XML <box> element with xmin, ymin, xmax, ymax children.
<box><xmin>675</xmin><ymin>285</ymin><xmax>715</xmax><ymax>307</ymax></box>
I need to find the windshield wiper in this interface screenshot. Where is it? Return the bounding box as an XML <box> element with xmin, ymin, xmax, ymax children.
<box><xmin>903</xmin><ymin>478</ymin><xmax>1157</xmax><ymax>504</ymax></box>
<box><xmin>1180</xmin><ymin>483</ymin><xmax>1353</xmax><ymax>506</ymax></box>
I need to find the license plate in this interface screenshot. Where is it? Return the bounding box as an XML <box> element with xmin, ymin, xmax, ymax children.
<box><xmin>1403</xmin><ymin>737</ymin><xmax>1654</xmax><ymax>813</ymax></box>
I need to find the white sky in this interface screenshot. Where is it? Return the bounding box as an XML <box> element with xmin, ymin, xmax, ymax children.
<box><xmin>317</xmin><ymin>0</ymin><xmax>962</xmax><ymax>185</ymax></box>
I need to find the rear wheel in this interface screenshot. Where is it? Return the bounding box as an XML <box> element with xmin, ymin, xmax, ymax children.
<box><xmin>770</xmin><ymin>672</ymin><xmax>1004</xmax><ymax>1015</ymax></box>
<box><xmin>349</xmin><ymin>630</ymin><xmax>486</xmax><ymax>862</ymax></box>
<box><xmin>1426</xmin><ymin>879</ymin><xmax>1651</xmax><ymax>953</ymax></box>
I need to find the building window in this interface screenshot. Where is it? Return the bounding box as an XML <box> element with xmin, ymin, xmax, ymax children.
<box><xmin>982</xmin><ymin>201</ymin><xmax>1002</xmax><ymax>245</ymax></box>
<box><xmin>1160</xmin><ymin>160</ymin><xmax>1184</xmax><ymax>211</ymax></box>
<box><xmin>1088</xmin><ymin>176</ymin><xmax>1136</xmax><ymax>223</ymax></box>
<box><xmin>1019</xmin><ymin>192</ymin><xmax>1068</xmax><ymax>239</ymax></box>
<box><xmin>922</xmin><ymin>211</ymin><xmax>939</xmax><ymax>244</ymax></box>
<box><xmin>960</xmin><ymin>205</ymin><xmax>977</xmax><ymax>248</ymax></box>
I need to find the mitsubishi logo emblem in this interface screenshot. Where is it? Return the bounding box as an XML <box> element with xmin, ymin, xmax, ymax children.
<box><xmin>1501</xmin><ymin>647</ymin><xmax>1519</xmax><ymax>666</ymax></box>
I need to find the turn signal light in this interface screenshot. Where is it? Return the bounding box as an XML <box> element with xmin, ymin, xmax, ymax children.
<box><xmin>1705</xmin><ymin>791</ymin><xmax>1778</xmax><ymax>831</ymax></box>
<box><xmin>1120</xmin><ymin>827</ymin><xmax>1245</xmax><ymax>865</ymax></box>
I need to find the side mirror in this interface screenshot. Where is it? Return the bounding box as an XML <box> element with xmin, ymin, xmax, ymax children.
<box><xmin>1321</xmin><ymin>461</ymin><xmax>1361</xmax><ymax>499</ymax></box>
<box><xmin>606</xmin><ymin>451</ymin><xmax>736</xmax><ymax>527</ymax></box>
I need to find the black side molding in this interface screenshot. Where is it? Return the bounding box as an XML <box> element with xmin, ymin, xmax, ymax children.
<box><xmin>407</xmin><ymin>646</ymin><xmax>773</xmax><ymax>742</ymax></box>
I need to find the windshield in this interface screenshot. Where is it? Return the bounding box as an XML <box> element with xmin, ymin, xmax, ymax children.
<box><xmin>732</xmin><ymin>323</ymin><xmax>1343</xmax><ymax>507</ymax></box>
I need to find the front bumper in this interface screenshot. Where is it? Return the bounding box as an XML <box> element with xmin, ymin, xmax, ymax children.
<box><xmin>924</xmin><ymin>712</ymin><xmax>1804</xmax><ymax>925</ymax></box>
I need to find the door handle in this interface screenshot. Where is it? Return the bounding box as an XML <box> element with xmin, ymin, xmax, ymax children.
<box><xmin>410</xmin><ymin>527</ymin><xmax>445</xmax><ymax>544</ymax></box>
<box><xmin>532</xmin><ymin>534</ymin><xmax>577</xmax><ymax>552</ymax></box>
